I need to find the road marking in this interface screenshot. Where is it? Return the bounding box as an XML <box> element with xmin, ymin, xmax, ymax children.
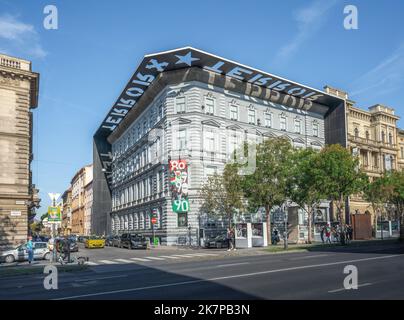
<box><xmin>114</xmin><ymin>259</ymin><xmax>135</xmax><ymax>264</ymax></box>
<box><xmin>75</xmin><ymin>275</ymin><xmax>128</xmax><ymax>282</ymax></box>
<box><xmin>54</xmin><ymin>254</ymin><xmax>401</xmax><ymax>300</ymax></box>
<box><xmin>215</xmin><ymin>262</ymin><xmax>250</xmax><ymax>268</ymax></box>
<box><xmin>130</xmin><ymin>257</ymin><xmax>151</xmax><ymax>262</ymax></box>
<box><xmin>86</xmin><ymin>261</ymin><xmax>99</xmax><ymax>266</ymax></box>
<box><xmin>98</xmin><ymin>260</ymin><xmax>119</xmax><ymax>264</ymax></box>
<box><xmin>290</xmin><ymin>254</ymin><xmax>330</xmax><ymax>260</ymax></box>
<box><xmin>328</xmin><ymin>282</ymin><xmax>373</xmax><ymax>293</ymax></box>
<box><xmin>145</xmin><ymin>257</ymin><xmax>165</xmax><ymax>260</ymax></box>
<box><xmin>159</xmin><ymin>255</ymin><xmax>181</xmax><ymax>259</ymax></box>
<box><xmin>170</xmin><ymin>254</ymin><xmax>197</xmax><ymax>258</ymax></box>
<box><xmin>184</xmin><ymin>253</ymin><xmax>218</xmax><ymax>257</ymax></box>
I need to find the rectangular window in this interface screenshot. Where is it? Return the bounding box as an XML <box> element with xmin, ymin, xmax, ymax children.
<box><xmin>280</xmin><ymin>116</ymin><xmax>287</xmax><ymax>131</ymax></box>
<box><xmin>177</xmin><ymin>212</ymin><xmax>188</xmax><ymax>227</ymax></box>
<box><xmin>205</xmin><ymin>97</ymin><xmax>215</xmax><ymax>115</ymax></box>
<box><xmin>401</xmin><ymin>147</ymin><xmax>404</xmax><ymax>159</ymax></box>
<box><xmin>204</xmin><ymin>130</ymin><xmax>216</xmax><ymax>152</ymax></box>
<box><xmin>248</xmin><ymin>109</ymin><xmax>256</xmax><ymax>124</ymax></box>
<box><xmin>176</xmin><ymin>96</ymin><xmax>186</xmax><ymax>113</ymax></box>
<box><xmin>178</xmin><ymin>129</ymin><xmax>187</xmax><ymax>151</ymax></box>
<box><xmin>265</xmin><ymin>113</ymin><xmax>272</xmax><ymax>127</ymax></box>
<box><xmin>313</xmin><ymin>123</ymin><xmax>319</xmax><ymax>137</ymax></box>
<box><xmin>158</xmin><ymin>103</ymin><xmax>163</xmax><ymax>120</ymax></box>
<box><xmin>205</xmin><ymin>166</ymin><xmax>217</xmax><ymax>176</ymax></box>
<box><xmin>294</xmin><ymin>119</ymin><xmax>301</xmax><ymax>134</ymax></box>
<box><xmin>230</xmin><ymin>105</ymin><xmax>238</xmax><ymax>121</ymax></box>
<box><xmin>149</xmin><ymin>176</ymin><xmax>153</xmax><ymax>196</ymax></box>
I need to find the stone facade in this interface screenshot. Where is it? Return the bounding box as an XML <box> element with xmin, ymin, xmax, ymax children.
<box><xmin>61</xmin><ymin>188</ymin><xmax>72</xmax><ymax>235</ymax></box>
<box><xmin>0</xmin><ymin>53</ymin><xmax>39</xmax><ymax>248</ymax></box>
<box><xmin>325</xmin><ymin>86</ymin><xmax>402</xmax><ymax>224</ymax></box>
<box><xmin>398</xmin><ymin>129</ymin><xmax>404</xmax><ymax>171</ymax></box>
<box><xmin>107</xmin><ymin>67</ymin><xmax>340</xmax><ymax>245</ymax></box>
<box><xmin>84</xmin><ymin>180</ymin><xmax>93</xmax><ymax>236</ymax></box>
<box><xmin>70</xmin><ymin>164</ymin><xmax>93</xmax><ymax>235</ymax></box>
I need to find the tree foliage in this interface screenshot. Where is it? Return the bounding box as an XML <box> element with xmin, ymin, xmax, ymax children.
<box><xmin>199</xmin><ymin>164</ymin><xmax>244</xmax><ymax>229</ymax></box>
<box><xmin>241</xmin><ymin>137</ymin><xmax>293</xmax><ymax>241</ymax></box>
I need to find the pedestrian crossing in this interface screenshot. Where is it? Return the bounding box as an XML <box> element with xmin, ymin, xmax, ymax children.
<box><xmin>86</xmin><ymin>252</ymin><xmax>219</xmax><ymax>266</ymax></box>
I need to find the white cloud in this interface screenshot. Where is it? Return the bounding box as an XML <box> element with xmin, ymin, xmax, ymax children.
<box><xmin>350</xmin><ymin>43</ymin><xmax>404</xmax><ymax>98</ymax></box>
<box><xmin>0</xmin><ymin>14</ymin><xmax>47</xmax><ymax>58</ymax></box>
<box><xmin>274</xmin><ymin>0</ymin><xmax>338</xmax><ymax>63</ymax></box>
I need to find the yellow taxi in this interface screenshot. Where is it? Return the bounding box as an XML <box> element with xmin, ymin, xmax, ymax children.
<box><xmin>84</xmin><ymin>236</ymin><xmax>105</xmax><ymax>249</ymax></box>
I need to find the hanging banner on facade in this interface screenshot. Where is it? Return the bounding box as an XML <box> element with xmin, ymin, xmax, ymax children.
<box><xmin>169</xmin><ymin>160</ymin><xmax>189</xmax><ymax>213</ymax></box>
<box><xmin>48</xmin><ymin>206</ymin><xmax>61</xmax><ymax>222</ymax></box>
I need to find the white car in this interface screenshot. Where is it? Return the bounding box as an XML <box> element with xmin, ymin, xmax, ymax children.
<box><xmin>0</xmin><ymin>242</ymin><xmax>50</xmax><ymax>263</ymax></box>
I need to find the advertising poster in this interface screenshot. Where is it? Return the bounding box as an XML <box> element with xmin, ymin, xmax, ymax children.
<box><xmin>169</xmin><ymin>159</ymin><xmax>189</xmax><ymax>213</ymax></box>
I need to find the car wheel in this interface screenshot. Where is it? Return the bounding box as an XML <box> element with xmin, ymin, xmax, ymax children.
<box><xmin>5</xmin><ymin>255</ymin><xmax>15</xmax><ymax>263</ymax></box>
<box><xmin>44</xmin><ymin>252</ymin><xmax>50</xmax><ymax>260</ymax></box>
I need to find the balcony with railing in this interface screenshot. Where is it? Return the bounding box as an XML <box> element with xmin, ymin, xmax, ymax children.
<box><xmin>348</xmin><ymin>134</ymin><xmax>397</xmax><ymax>149</ymax></box>
<box><xmin>0</xmin><ymin>53</ymin><xmax>31</xmax><ymax>71</ymax></box>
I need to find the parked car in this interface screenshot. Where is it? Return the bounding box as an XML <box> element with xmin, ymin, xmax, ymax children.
<box><xmin>120</xmin><ymin>233</ymin><xmax>149</xmax><ymax>250</ymax></box>
<box><xmin>84</xmin><ymin>236</ymin><xmax>105</xmax><ymax>249</ymax></box>
<box><xmin>111</xmin><ymin>235</ymin><xmax>121</xmax><ymax>247</ymax></box>
<box><xmin>105</xmin><ymin>235</ymin><xmax>115</xmax><ymax>246</ymax></box>
<box><xmin>204</xmin><ymin>234</ymin><xmax>229</xmax><ymax>249</ymax></box>
<box><xmin>77</xmin><ymin>236</ymin><xmax>88</xmax><ymax>243</ymax></box>
<box><xmin>0</xmin><ymin>242</ymin><xmax>50</xmax><ymax>263</ymax></box>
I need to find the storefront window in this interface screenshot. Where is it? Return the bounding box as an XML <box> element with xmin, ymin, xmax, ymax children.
<box><xmin>252</xmin><ymin>223</ymin><xmax>263</xmax><ymax>236</ymax></box>
<box><xmin>236</xmin><ymin>223</ymin><xmax>247</xmax><ymax>238</ymax></box>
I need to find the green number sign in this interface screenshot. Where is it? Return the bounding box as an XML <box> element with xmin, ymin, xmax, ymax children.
<box><xmin>172</xmin><ymin>199</ymin><xmax>189</xmax><ymax>213</ymax></box>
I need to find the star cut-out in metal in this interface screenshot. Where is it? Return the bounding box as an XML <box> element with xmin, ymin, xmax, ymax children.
<box><xmin>175</xmin><ymin>52</ymin><xmax>199</xmax><ymax>66</ymax></box>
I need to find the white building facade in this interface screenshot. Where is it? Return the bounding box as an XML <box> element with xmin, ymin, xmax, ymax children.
<box><xmin>93</xmin><ymin>47</ymin><xmax>346</xmax><ymax>244</ymax></box>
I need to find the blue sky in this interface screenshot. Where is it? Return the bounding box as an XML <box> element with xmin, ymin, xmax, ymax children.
<box><xmin>1</xmin><ymin>0</ymin><xmax>404</xmax><ymax>216</ymax></box>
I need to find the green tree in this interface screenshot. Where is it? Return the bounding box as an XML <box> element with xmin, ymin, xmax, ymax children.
<box><xmin>383</xmin><ymin>170</ymin><xmax>404</xmax><ymax>240</ymax></box>
<box><xmin>287</xmin><ymin>148</ymin><xmax>322</xmax><ymax>243</ymax></box>
<box><xmin>199</xmin><ymin>164</ymin><xmax>244</xmax><ymax>231</ymax></box>
<box><xmin>363</xmin><ymin>174</ymin><xmax>390</xmax><ymax>235</ymax></box>
<box><xmin>242</xmin><ymin>137</ymin><xmax>293</xmax><ymax>242</ymax></box>
<box><xmin>312</xmin><ymin>144</ymin><xmax>368</xmax><ymax>244</ymax></box>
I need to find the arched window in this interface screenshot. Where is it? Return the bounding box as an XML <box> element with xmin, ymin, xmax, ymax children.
<box><xmin>354</xmin><ymin>128</ymin><xmax>359</xmax><ymax>138</ymax></box>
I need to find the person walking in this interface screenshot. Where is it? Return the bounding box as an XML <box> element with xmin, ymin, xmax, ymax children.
<box><xmin>227</xmin><ymin>227</ymin><xmax>235</xmax><ymax>251</ymax></box>
<box><xmin>320</xmin><ymin>225</ymin><xmax>325</xmax><ymax>244</ymax></box>
<box><xmin>325</xmin><ymin>225</ymin><xmax>331</xmax><ymax>244</ymax></box>
<box><xmin>26</xmin><ymin>236</ymin><xmax>34</xmax><ymax>264</ymax></box>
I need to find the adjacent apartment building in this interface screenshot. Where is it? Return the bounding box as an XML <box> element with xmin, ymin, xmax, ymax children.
<box><xmin>325</xmin><ymin>86</ymin><xmax>402</xmax><ymax>223</ymax></box>
<box><xmin>61</xmin><ymin>187</ymin><xmax>72</xmax><ymax>235</ymax></box>
<box><xmin>93</xmin><ymin>47</ymin><xmax>347</xmax><ymax>244</ymax></box>
<box><xmin>70</xmin><ymin>164</ymin><xmax>93</xmax><ymax>235</ymax></box>
<box><xmin>0</xmin><ymin>53</ymin><xmax>40</xmax><ymax>248</ymax></box>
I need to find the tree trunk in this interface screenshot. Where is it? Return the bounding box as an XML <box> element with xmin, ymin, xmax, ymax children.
<box><xmin>307</xmin><ymin>206</ymin><xmax>312</xmax><ymax>244</ymax></box>
<box><xmin>266</xmin><ymin>205</ymin><xmax>271</xmax><ymax>246</ymax></box>
<box><xmin>337</xmin><ymin>196</ymin><xmax>346</xmax><ymax>245</ymax></box>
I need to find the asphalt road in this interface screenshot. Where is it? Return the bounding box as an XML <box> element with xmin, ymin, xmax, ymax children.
<box><xmin>1</xmin><ymin>242</ymin><xmax>403</xmax><ymax>300</ymax></box>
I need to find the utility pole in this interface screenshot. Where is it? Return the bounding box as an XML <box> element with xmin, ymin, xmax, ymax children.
<box><xmin>283</xmin><ymin>202</ymin><xmax>289</xmax><ymax>250</ymax></box>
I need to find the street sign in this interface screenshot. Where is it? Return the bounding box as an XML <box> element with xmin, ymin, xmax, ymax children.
<box><xmin>10</xmin><ymin>210</ymin><xmax>22</xmax><ymax>217</ymax></box>
<box><xmin>48</xmin><ymin>206</ymin><xmax>61</xmax><ymax>222</ymax></box>
<box><xmin>151</xmin><ymin>217</ymin><xmax>157</xmax><ymax>224</ymax></box>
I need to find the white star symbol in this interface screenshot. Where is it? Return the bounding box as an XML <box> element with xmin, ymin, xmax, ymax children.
<box><xmin>175</xmin><ymin>52</ymin><xmax>199</xmax><ymax>66</ymax></box>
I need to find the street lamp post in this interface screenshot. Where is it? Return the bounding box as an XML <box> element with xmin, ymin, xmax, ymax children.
<box><xmin>283</xmin><ymin>202</ymin><xmax>289</xmax><ymax>250</ymax></box>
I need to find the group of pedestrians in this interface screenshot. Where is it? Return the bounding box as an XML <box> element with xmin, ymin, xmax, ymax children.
<box><xmin>320</xmin><ymin>224</ymin><xmax>353</xmax><ymax>244</ymax></box>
